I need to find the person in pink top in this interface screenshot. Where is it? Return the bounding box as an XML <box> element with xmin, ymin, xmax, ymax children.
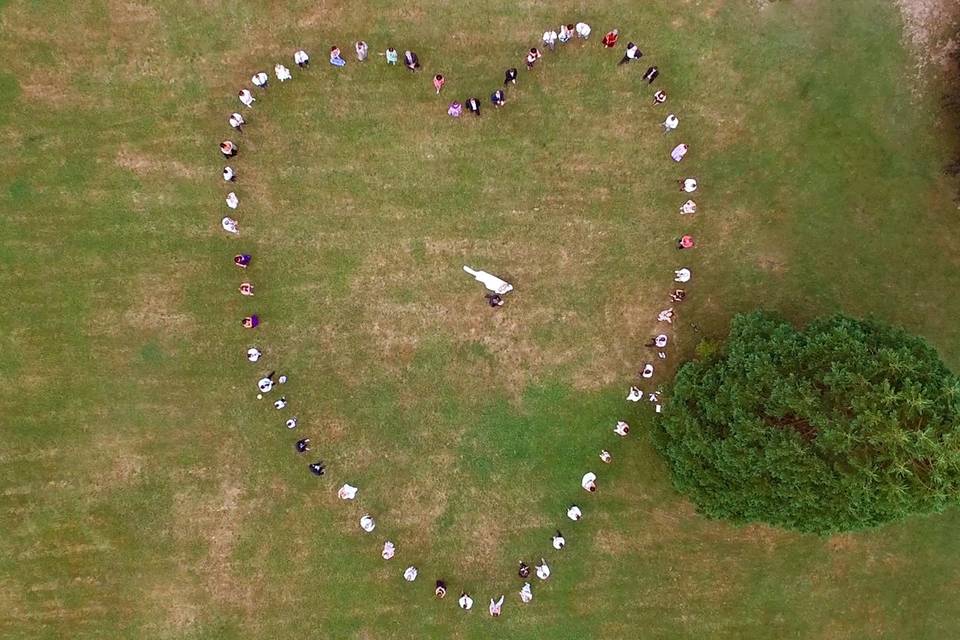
<box><xmin>433</xmin><ymin>74</ymin><xmax>445</xmax><ymax>94</ymax></box>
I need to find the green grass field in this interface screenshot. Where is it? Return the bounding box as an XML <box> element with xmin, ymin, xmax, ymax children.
<box><xmin>2</xmin><ymin>1</ymin><xmax>959</xmax><ymax>638</ymax></box>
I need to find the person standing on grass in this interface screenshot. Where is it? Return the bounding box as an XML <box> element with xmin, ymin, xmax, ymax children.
<box><xmin>519</xmin><ymin>561</ymin><xmax>531</xmax><ymax>578</ymax></box>
<box><xmin>619</xmin><ymin>42</ymin><xmax>641</xmax><ymax>65</ymax></box>
<box><xmin>581</xmin><ymin>472</ymin><xmax>597</xmax><ymax>492</ymax></box>
<box><xmin>520</xmin><ymin>582</ymin><xmax>533</xmax><ymax>603</ymax></box>
<box><xmin>602</xmin><ymin>28</ymin><xmax>619</xmax><ymax>48</ymax></box>
<box><xmin>525</xmin><ymin>47</ymin><xmax>542</xmax><ymax>70</ymax></box>
<box><xmin>504</xmin><ymin>67</ymin><xmax>518</xmax><ymax>85</ymax></box>
<box><xmin>275</xmin><ymin>64</ymin><xmax>292</xmax><ymax>82</ymax></box>
<box><xmin>535</xmin><ymin>558</ymin><xmax>550</xmax><ymax>580</ymax></box>
<box><xmin>551</xmin><ymin>530</ymin><xmax>566</xmax><ymax>550</ymax></box>
<box><xmin>466</xmin><ymin>97</ymin><xmax>480</xmax><ymax>116</ymax></box>
<box><xmin>433</xmin><ymin>74</ymin><xmax>445</xmax><ymax>94</ymax></box>
<box><xmin>404</xmin><ymin>50</ymin><xmax>420</xmax><ymax>71</ymax></box>
<box><xmin>543</xmin><ymin>29</ymin><xmax>558</xmax><ymax>51</ymax></box>
<box><xmin>355</xmin><ymin>41</ymin><xmax>369</xmax><ymax>61</ymax></box>
<box><xmin>228</xmin><ymin>112</ymin><xmax>244</xmax><ymax>132</ymax></box>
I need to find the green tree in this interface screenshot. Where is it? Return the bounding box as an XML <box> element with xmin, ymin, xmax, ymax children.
<box><xmin>652</xmin><ymin>311</ymin><xmax>960</xmax><ymax>534</ymax></box>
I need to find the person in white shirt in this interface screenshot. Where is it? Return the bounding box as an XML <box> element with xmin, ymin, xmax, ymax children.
<box><xmin>627</xmin><ymin>386</ymin><xmax>642</xmax><ymax>402</ymax></box>
<box><xmin>575</xmin><ymin>22</ymin><xmax>591</xmax><ymax>39</ymax></box>
<box><xmin>228</xmin><ymin>112</ymin><xmax>244</xmax><ymax>131</ymax></box>
<box><xmin>619</xmin><ymin>42</ymin><xmax>641</xmax><ymax>65</ymax></box>
<box><xmin>403</xmin><ymin>566</ymin><xmax>418</xmax><ymax>581</ymax></box>
<box><xmin>519</xmin><ymin>582</ymin><xmax>533</xmax><ymax>603</ymax></box>
<box><xmin>671</xmin><ymin>143</ymin><xmax>689</xmax><ymax>162</ymax></box>
<box><xmin>275</xmin><ymin>64</ymin><xmax>292</xmax><ymax>81</ymax></box>
<box><xmin>674</xmin><ymin>268</ymin><xmax>691</xmax><ymax>282</ymax></box>
<box><xmin>338</xmin><ymin>484</ymin><xmax>358</xmax><ymax>500</ymax></box>
<box><xmin>355</xmin><ymin>41</ymin><xmax>369</xmax><ymax>61</ymax></box>
<box><xmin>226</xmin><ymin>192</ymin><xmax>239</xmax><ymax>209</ymax></box>
<box><xmin>567</xmin><ymin>505</ymin><xmax>582</xmax><ymax>521</ymax></box>
<box><xmin>642</xmin><ymin>363</ymin><xmax>654</xmax><ymax>378</ymax></box>
<box><xmin>680</xmin><ymin>199</ymin><xmax>697</xmax><ymax>214</ymax></box>
<box><xmin>614</xmin><ymin>421</ymin><xmax>630</xmax><ymax>436</ymax></box>
<box><xmin>247</xmin><ymin>347</ymin><xmax>261</xmax><ymax>362</ymax></box>
<box><xmin>258</xmin><ymin>374</ymin><xmax>274</xmax><ymax>393</ymax></box>
<box><xmin>581</xmin><ymin>473</ymin><xmax>597</xmax><ymax>493</ymax></box>
<box><xmin>658</xmin><ymin>308</ymin><xmax>675</xmax><ymax>323</ymax></box>
<box><xmin>294</xmin><ymin>50</ymin><xmax>309</xmax><ymax>67</ymax></box>
<box><xmin>542</xmin><ymin>30</ymin><xmax>558</xmax><ymax>50</ymax></box>
<box><xmin>600</xmin><ymin>449</ymin><xmax>612</xmax><ymax>463</ymax></box>
<box><xmin>359</xmin><ymin>514</ymin><xmax>376</xmax><ymax>532</ymax></box>
<box><xmin>459</xmin><ymin>593</ymin><xmax>473</xmax><ymax>610</ymax></box>
<box><xmin>221</xmin><ymin>216</ymin><xmax>238</xmax><ymax>234</ymax></box>
<box><xmin>223</xmin><ymin>166</ymin><xmax>235</xmax><ymax>182</ymax></box>
<box><xmin>285</xmin><ymin>417</ymin><xmax>297</xmax><ymax>429</ymax></box>
<box><xmin>653</xmin><ymin>89</ymin><xmax>667</xmax><ymax>105</ymax></box>
<box><xmin>663</xmin><ymin>114</ymin><xmax>679</xmax><ymax>132</ymax></box>
<box><xmin>382</xmin><ymin>541</ymin><xmax>395</xmax><ymax>559</ymax></box>
<box><xmin>273</xmin><ymin>397</ymin><xmax>287</xmax><ymax>409</ymax></box>
<box><xmin>551</xmin><ymin>530</ymin><xmax>565</xmax><ymax>549</ymax></box>
<box><xmin>238</xmin><ymin>89</ymin><xmax>255</xmax><ymax>107</ymax></box>
<box><xmin>489</xmin><ymin>595</ymin><xmax>504</xmax><ymax>616</ymax></box>
<box><xmin>535</xmin><ymin>558</ymin><xmax>550</xmax><ymax>580</ymax></box>
<box><xmin>251</xmin><ymin>72</ymin><xmax>268</xmax><ymax>88</ymax></box>
<box><xmin>559</xmin><ymin>24</ymin><xmax>574</xmax><ymax>43</ymax></box>
<box><xmin>681</xmin><ymin>178</ymin><xmax>698</xmax><ymax>192</ymax></box>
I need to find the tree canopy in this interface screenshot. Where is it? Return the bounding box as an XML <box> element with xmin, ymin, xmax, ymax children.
<box><xmin>652</xmin><ymin>311</ymin><xmax>960</xmax><ymax>534</ymax></box>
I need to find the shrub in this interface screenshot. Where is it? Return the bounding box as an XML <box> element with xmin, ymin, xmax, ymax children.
<box><xmin>652</xmin><ymin>311</ymin><xmax>960</xmax><ymax>534</ymax></box>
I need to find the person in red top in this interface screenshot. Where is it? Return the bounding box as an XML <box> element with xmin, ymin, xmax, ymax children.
<box><xmin>601</xmin><ymin>28</ymin><xmax>619</xmax><ymax>48</ymax></box>
<box><xmin>433</xmin><ymin>74</ymin><xmax>445</xmax><ymax>94</ymax></box>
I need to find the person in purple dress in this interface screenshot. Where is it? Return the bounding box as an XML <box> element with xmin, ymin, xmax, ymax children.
<box><xmin>234</xmin><ymin>254</ymin><xmax>251</xmax><ymax>268</ymax></box>
<box><xmin>242</xmin><ymin>314</ymin><xmax>259</xmax><ymax>328</ymax></box>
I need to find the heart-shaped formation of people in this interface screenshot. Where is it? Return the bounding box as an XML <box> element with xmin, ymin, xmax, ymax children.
<box><xmin>219</xmin><ymin>21</ymin><xmax>699</xmax><ymax>619</ymax></box>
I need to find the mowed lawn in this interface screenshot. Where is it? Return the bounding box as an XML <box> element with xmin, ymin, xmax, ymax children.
<box><xmin>1</xmin><ymin>0</ymin><xmax>959</xmax><ymax>638</ymax></box>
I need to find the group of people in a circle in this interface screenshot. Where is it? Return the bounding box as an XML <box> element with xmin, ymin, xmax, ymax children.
<box><xmin>216</xmin><ymin>22</ymin><xmax>697</xmax><ymax>618</ymax></box>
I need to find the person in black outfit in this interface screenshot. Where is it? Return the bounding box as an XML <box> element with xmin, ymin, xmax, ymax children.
<box><xmin>308</xmin><ymin>461</ymin><xmax>325</xmax><ymax>476</ymax></box>
<box><xmin>296</xmin><ymin>438</ymin><xmax>311</xmax><ymax>453</ymax></box>
<box><xmin>518</xmin><ymin>561</ymin><xmax>530</xmax><ymax>579</ymax></box>
<box><xmin>504</xmin><ymin>68</ymin><xmax>518</xmax><ymax>85</ymax></box>
<box><xmin>485</xmin><ymin>293</ymin><xmax>504</xmax><ymax>308</ymax></box>
<box><xmin>643</xmin><ymin>66</ymin><xmax>659</xmax><ymax>83</ymax></box>
<box><xmin>491</xmin><ymin>89</ymin><xmax>505</xmax><ymax>107</ymax></box>
<box><xmin>466</xmin><ymin>97</ymin><xmax>480</xmax><ymax>116</ymax></box>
